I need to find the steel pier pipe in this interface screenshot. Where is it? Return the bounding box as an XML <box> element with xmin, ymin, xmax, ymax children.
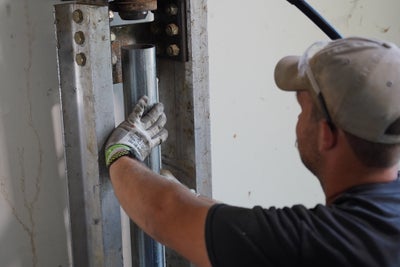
<box><xmin>121</xmin><ymin>44</ymin><xmax>165</xmax><ymax>267</ymax></box>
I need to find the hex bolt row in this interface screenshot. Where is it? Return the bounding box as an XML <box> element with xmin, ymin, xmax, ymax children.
<box><xmin>72</xmin><ymin>9</ymin><xmax>86</xmax><ymax>66</ymax></box>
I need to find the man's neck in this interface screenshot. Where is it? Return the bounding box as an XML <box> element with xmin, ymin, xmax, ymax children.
<box><xmin>322</xmin><ymin>165</ymin><xmax>399</xmax><ymax>205</ymax></box>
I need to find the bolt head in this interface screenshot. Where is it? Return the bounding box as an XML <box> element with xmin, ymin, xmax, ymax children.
<box><xmin>166</xmin><ymin>44</ymin><xmax>180</xmax><ymax>56</ymax></box>
<box><xmin>76</xmin><ymin>53</ymin><xmax>87</xmax><ymax>66</ymax></box>
<box><xmin>166</xmin><ymin>4</ymin><xmax>178</xmax><ymax>16</ymax></box>
<box><xmin>165</xmin><ymin>23</ymin><xmax>179</xmax><ymax>36</ymax></box>
<box><xmin>74</xmin><ymin>31</ymin><xmax>85</xmax><ymax>45</ymax></box>
<box><xmin>72</xmin><ymin>9</ymin><xmax>83</xmax><ymax>23</ymax></box>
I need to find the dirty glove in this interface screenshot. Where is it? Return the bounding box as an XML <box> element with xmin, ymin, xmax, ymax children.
<box><xmin>105</xmin><ymin>95</ymin><xmax>168</xmax><ymax>168</ymax></box>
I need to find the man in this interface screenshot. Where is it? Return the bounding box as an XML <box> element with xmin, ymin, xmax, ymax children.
<box><xmin>105</xmin><ymin>37</ymin><xmax>400</xmax><ymax>266</ymax></box>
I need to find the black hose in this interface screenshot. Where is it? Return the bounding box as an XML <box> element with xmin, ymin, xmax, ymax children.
<box><xmin>287</xmin><ymin>0</ymin><xmax>342</xmax><ymax>40</ymax></box>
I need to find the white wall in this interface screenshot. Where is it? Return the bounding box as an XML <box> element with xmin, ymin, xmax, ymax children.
<box><xmin>1</xmin><ymin>0</ymin><xmax>400</xmax><ymax>266</ymax></box>
<box><xmin>0</xmin><ymin>1</ymin><xmax>69</xmax><ymax>266</ymax></box>
<box><xmin>208</xmin><ymin>0</ymin><xmax>400</xmax><ymax>208</ymax></box>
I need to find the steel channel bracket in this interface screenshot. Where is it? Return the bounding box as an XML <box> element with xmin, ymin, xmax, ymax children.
<box><xmin>54</xmin><ymin>3</ymin><xmax>123</xmax><ymax>267</ymax></box>
<box><xmin>152</xmin><ymin>0</ymin><xmax>188</xmax><ymax>61</ymax></box>
<box><xmin>110</xmin><ymin>0</ymin><xmax>188</xmax><ymax>85</ymax></box>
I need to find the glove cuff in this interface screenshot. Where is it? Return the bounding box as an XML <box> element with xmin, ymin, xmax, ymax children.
<box><xmin>105</xmin><ymin>144</ymin><xmax>133</xmax><ymax>168</ymax></box>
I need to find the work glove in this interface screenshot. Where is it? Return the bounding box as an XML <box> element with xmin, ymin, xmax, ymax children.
<box><xmin>105</xmin><ymin>95</ymin><xmax>168</xmax><ymax>168</ymax></box>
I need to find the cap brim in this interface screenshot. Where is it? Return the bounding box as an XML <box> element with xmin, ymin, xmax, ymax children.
<box><xmin>274</xmin><ymin>56</ymin><xmax>310</xmax><ymax>91</ymax></box>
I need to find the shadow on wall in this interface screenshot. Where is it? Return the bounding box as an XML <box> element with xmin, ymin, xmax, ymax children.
<box><xmin>0</xmin><ymin>0</ymin><xmax>69</xmax><ymax>266</ymax></box>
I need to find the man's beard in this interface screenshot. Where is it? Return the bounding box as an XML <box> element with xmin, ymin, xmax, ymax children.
<box><xmin>296</xmin><ymin>138</ymin><xmax>322</xmax><ymax>179</ymax></box>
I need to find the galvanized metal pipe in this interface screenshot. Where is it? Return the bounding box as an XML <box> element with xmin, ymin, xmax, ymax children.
<box><xmin>121</xmin><ymin>44</ymin><xmax>165</xmax><ymax>267</ymax></box>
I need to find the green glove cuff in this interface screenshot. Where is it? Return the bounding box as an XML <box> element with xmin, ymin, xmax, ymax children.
<box><xmin>105</xmin><ymin>144</ymin><xmax>133</xmax><ymax>168</ymax></box>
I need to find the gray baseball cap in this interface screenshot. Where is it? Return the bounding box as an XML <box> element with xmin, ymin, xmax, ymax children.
<box><xmin>274</xmin><ymin>37</ymin><xmax>400</xmax><ymax>144</ymax></box>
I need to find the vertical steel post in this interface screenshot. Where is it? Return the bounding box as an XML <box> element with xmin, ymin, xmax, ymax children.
<box><xmin>54</xmin><ymin>3</ymin><xmax>123</xmax><ymax>267</ymax></box>
<box><xmin>121</xmin><ymin>44</ymin><xmax>165</xmax><ymax>267</ymax></box>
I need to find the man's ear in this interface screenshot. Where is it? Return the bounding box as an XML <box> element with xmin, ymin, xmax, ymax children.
<box><xmin>318</xmin><ymin>120</ymin><xmax>337</xmax><ymax>151</ymax></box>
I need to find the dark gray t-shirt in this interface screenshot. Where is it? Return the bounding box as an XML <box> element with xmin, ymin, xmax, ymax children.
<box><xmin>206</xmin><ymin>179</ymin><xmax>400</xmax><ymax>267</ymax></box>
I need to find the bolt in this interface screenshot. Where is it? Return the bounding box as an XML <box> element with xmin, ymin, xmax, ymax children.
<box><xmin>76</xmin><ymin>53</ymin><xmax>87</xmax><ymax>66</ymax></box>
<box><xmin>74</xmin><ymin>31</ymin><xmax>85</xmax><ymax>45</ymax></box>
<box><xmin>165</xmin><ymin>23</ymin><xmax>179</xmax><ymax>36</ymax></box>
<box><xmin>166</xmin><ymin>44</ymin><xmax>180</xmax><ymax>56</ymax></box>
<box><xmin>166</xmin><ymin>4</ymin><xmax>178</xmax><ymax>16</ymax></box>
<box><xmin>72</xmin><ymin>9</ymin><xmax>83</xmax><ymax>24</ymax></box>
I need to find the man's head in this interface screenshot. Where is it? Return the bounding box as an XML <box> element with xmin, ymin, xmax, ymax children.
<box><xmin>274</xmin><ymin>37</ymin><xmax>400</xmax><ymax>169</ymax></box>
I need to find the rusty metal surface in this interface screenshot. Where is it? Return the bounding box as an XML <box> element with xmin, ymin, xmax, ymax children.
<box><xmin>111</xmin><ymin>24</ymin><xmax>153</xmax><ymax>84</ymax></box>
<box><xmin>109</xmin><ymin>0</ymin><xmax>157</xmax><ymax>20</ymax></box>
<box><xmin>61</xmin><ymin>0</ymin><xmax>109</xmax><ymax>4</ymax></box>
<box><xmin>111</xmin><ymin>27</ymin><xmax>135</xmax><ymax>84</ymax></box>
<box><xmin>110</xmin><ymin>0</ymin><xmax>157</xmax><ymax>11</ymax></box>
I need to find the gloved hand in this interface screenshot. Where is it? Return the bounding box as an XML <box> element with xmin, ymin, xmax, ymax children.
<box><xmin>105</xmin><ymin>95</ymin><xmax>168</xmax><ymax>167</ymax></box>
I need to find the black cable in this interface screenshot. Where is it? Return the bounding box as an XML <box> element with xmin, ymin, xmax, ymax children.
<box><xmin>287</xmin><ymin>0</ymin><xmax>342</xmax><ymax>40</ymax></box>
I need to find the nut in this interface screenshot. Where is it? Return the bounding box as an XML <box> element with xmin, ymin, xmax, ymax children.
<box><xmin>166</xmin><ymin>44</ymin><xmax>180</xmax><ymax>56</ymax></box>
<box><xmin>76</xmin><ymin>53</ymin><xmax>87</xmax><ymax>66</ymax></box>
<box><xmin>74</xmin><ymin>31</ymin><xmax>85</xmax><ymax>45</ymax></box>
<box><xmin>165</xmin><ymin>23</ymin><xmax>179</xmax><ymax>36</ymax></box>
<box><xmin>166</xmin><ymin>4</ymin><xmax>178</xmax><ymax>16</ymax></box>
<box><xmin>72</xmin><ymin>9</ymin><xmax>83</xmax><ymax>24</ymax></box>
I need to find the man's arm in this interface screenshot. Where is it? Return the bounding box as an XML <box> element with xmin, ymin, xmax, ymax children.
<box><xmin>110</xmin><ymin>156</ymin><xmax>215</xmax><ymax>267</ymax></box>
<box><xmin>105</xmin><ymin>96</ymin><xmax>215</xmax><ymax>266</ymax></box>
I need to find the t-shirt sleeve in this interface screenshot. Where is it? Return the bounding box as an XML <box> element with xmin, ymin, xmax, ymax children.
<box><xmin>205</xmin><ymin>203</ymin><xmax>304</xmax><ymax>267</ymax></box>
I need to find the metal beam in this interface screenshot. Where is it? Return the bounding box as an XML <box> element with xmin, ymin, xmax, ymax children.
<box><xmin>54</xmin><ymin>3</ymin><xmax>123</xmax><ymax>267</ymax></box>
